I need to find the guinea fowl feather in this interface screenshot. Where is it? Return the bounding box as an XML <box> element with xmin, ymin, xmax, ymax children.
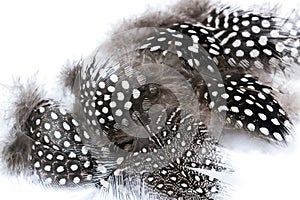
<box><xmin>0</xmin><ymin>0</ymin><xmax>299</xmax><ymax>199</ymax></box>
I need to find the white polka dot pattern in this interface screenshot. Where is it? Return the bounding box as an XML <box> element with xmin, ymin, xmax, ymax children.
<box><xmin>27</xmin><ymin>100</ymin><xmax>121</xmax><ymax>187</ymax></box>
<box><xmin>11</xmin><ymin>3</ymin><xmax>298</xmax><ymax>199</ymax></box>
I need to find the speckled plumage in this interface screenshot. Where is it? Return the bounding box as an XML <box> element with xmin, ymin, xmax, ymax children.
<box><xmin>1</xmin><ymin>0</ymin><xmax>299</xmax><ymax>199</ymax></box>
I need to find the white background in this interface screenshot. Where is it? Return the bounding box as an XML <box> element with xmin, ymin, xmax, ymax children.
<box><xmin>0</xmin><ymin>0</ymin><xmax>299</xmax><ymax>199</ymax></box>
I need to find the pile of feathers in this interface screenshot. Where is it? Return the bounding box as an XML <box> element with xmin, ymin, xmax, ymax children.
<box><xmin>0</xmin><ymin>0</ymin><xmax>300</xmax><ymax>199</ymax></box>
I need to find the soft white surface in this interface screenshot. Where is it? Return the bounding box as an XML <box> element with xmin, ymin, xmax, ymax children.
<box><xmin>0</xmin><ymin>0</ymin><xmax>299</xmax><ymax>199</ymax></box>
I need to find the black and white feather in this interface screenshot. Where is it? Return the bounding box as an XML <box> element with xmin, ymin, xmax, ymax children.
<box><xmin>0</xmin><ymin>0</ymin><xmax>300</xmax><ymax>200</ymax></box>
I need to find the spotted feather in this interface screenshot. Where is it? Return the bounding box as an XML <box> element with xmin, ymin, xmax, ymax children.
<box><xmin>202</xmin><ymin>6</ymin><xmax>300</xmax><ymax>73</ymax></box>
<box><xmin>207</xmin><ymin>73</ymin><xmax>292</xmax><ymax>142</ymax></box>
<box><xmin>2</xmin><ymin>1</ymin><xmax>300</xmax><ymax>200</ymax></box>
<box><xmin>116</xmin><ymin>111</ymin><xmax>227</xmax><ymax>199</ymax></box>
<box><xmin>137</xmin><ymin>23</ymin><xmax>292</xmax><ymax>143</ymax></box>
<box><xmin>26</xmin><ymin>99</ymin><xmax>124</xmax><ymax>187</ymax></box>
